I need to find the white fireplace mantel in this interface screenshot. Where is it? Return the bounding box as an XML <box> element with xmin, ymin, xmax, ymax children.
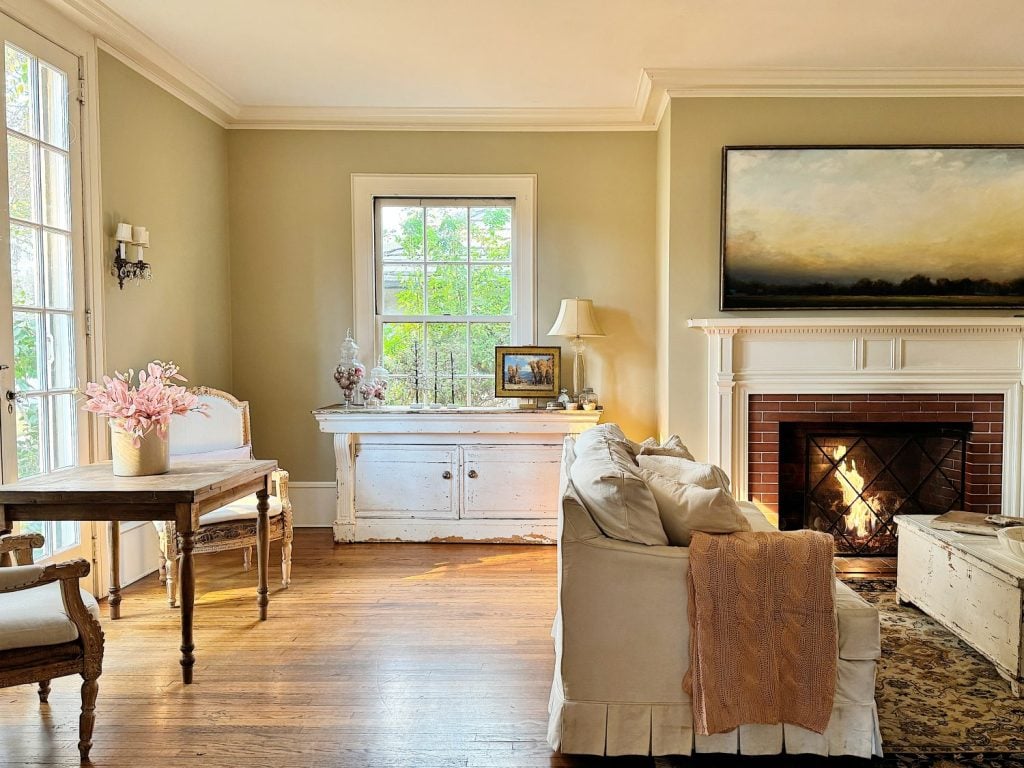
<box><xmin>689</xmin><ymin>317</ymin><xmax>1024</xmax><ymax>516</ymax></box>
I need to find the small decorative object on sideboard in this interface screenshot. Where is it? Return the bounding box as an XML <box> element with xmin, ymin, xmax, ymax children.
<box><xmin>579</xmin><ymin>388</ymin><xmax>600</xmax><ymax>411</ymax></box>
<box><xmin>334</xmin><ymin>329</ymin><xmax>365</xmax><ymax>409</ymax></box>
<box><xmin>360</xmin><ymin>359</ymin><xmax>389</xmax><ymax>409</ymax></box>
<box><xmin>111</xmin><ymin>221</ymin><xmax>153</xmax><ymax>290</ymax></box>
<box><xmin>494</xmin><ymin>346</ymin><xmax>561</xmax><ymax>399</ymax></box>
<box><xmin>81</xmin><ymin>360</ymin><xmax>204</xmax><ymax>476</ymax></box>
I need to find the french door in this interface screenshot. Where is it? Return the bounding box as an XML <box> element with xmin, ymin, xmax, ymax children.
<box><xmin>0</xmin><ymin>13</ymin><xmax>91</xmax><ymax>563</ymax></box>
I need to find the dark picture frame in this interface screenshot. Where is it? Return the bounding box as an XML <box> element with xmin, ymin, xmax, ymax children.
<box><xmin>494</xmin><ymin>346</ymin><xmax>561</xmax><ymax>399</ymax></box>
<box><xmin>720</xmin><ymin>145</ymin><xmax>1024</xmax><ymax>310</ymax></box>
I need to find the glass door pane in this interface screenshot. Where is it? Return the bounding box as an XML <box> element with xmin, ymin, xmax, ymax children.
<box><xmin>0</xmin><ymin>19</ymin><xmax>88</xmax><ymax>564</ymax></box>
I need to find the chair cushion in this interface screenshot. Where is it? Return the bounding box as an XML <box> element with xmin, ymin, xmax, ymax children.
<box><xmin>174</xmin><ymin>445</ymin><xmax>253</xmax><ymax>463</ymax></box>
<box><xmin>199</xmin><ymin>493</ymin><xmax>284</xmax><ymax>526</ymax></box>
<box><xmin>0</xmin><ymin>580</ymin><xmax>100</xmax><ymax>652</ymax></box>
<box><xmin>639</xmin><ymin>468</ymin><xmax>751</xmax><ymax>546</ymax></box>
<box><xmin>570</xmin><ymin>425</ymin><xmax>667</xmax><ymax>546</ymax></box>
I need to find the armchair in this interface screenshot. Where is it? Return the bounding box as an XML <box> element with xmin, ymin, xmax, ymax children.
<box><xmin>0</xmin><ymin>533</ymin><xmax>104</xmax><ymax>761</ymax></box>
<box><xmin>156</xmin><ymin>387</ymin><xmax>294</xmax><ymax>607</ymax></box>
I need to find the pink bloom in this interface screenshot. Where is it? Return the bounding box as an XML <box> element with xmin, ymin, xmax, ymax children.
<box><xmin>80</xmin><ymin>360</ymin><xmax>207</xmax><ymax>446</ymax></box>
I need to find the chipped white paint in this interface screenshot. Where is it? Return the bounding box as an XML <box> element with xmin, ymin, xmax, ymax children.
<box><xmin>895</xmin><ymin>514</ymin><xmax>1024</xmax><ymax>697</ymax></box>
<box><xmin>313</xmin><ymin>408</ymin><xmax>600</xmax><ymax>543</ymax></box>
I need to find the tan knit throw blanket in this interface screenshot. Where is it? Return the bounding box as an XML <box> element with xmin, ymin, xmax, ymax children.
<box><xmin>684</xmin><ymin>530</ymin><xmax>837</xmax><ymax>736</ymax></box>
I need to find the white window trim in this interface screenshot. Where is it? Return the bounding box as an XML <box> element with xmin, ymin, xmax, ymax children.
<box><xmin>352</xmin><ymin>174</ymin><xmax>536</xmax><ymax>367</ymax></box>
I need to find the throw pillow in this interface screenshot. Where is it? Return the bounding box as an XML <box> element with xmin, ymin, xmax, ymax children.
<box><xmin>637</xmin><ymin>454</ymin><xmax>731</xmax><ymax>492</ymax></box>
<box><xmin>626</xmin><ymin>434</ymin><xmax>696</xmax><ymax>462</ymax></box>
<box><xmin>571</xmin><ymin>428</ymin><xmax>668</xmax><ymax>546</ymax></box>
<box><xmin>639</xmin><ymin>468</ymin><xmax>752</xmax><ymax>546</ymax></box>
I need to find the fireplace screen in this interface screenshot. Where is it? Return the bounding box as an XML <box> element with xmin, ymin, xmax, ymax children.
<box><xmin>802</xmin><ymin>424</ymin><xmax>968</xmax><ymax>556</ymax></box>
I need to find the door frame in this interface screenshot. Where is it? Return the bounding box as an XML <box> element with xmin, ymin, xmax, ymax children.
<box><xmin>0</xmin><ymin>0</ymin><xmax>107</xmax><ymax>592</ymax></box>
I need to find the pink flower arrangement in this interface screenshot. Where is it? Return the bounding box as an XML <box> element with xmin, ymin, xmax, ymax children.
<box><xmin>82</xmin><ymin>360</ymin><xmax>205</xmax><ymax>445</ymax></box>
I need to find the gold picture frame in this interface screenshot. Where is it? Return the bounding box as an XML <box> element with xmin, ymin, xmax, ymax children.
<box><xmin>494</xmin><ymin>346</ymin><xmax>561</xmax><ymax>399</ymax></box>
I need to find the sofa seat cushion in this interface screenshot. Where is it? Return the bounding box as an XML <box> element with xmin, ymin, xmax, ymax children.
<box><xmin>639</xmin><ymin>469</ymin><xmax>751</xmax><ymax>546</ymax></box>
<box><xmin>570</xmin><ymin>425</ymin><xmax>667</xmax><ymax>546</ymax></box>
<box><xmin>0</xmin><ymin>580</ymin><xmax>100</xmax><ymax>652</ymax></box>
<box><xmin>200</xmin><ymin>494</ymin><xmax>284</xmax><ymax>526</ymax></box>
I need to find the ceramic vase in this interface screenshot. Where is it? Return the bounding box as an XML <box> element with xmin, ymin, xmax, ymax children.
<box><xmin>110</xmin><ymin>424</ymin><xmax>170</xmax><ymax>477</ymax></box>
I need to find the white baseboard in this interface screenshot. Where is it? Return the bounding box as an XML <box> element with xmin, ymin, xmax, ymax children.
<box><xmin>290</xmin><ymin>481</ymin><xmax>337</xmax><ymax>527</ymax></box>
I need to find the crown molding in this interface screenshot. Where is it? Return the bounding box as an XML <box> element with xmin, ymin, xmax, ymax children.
<box><xmin>647</xmin><ymin>67</ymin><xmax>1024</xmax><ymax>100</ymax></box>
<box><xmin>41</xmin><ymin>0</ymin><xmax>238</xmax><ymax>127</ymax></box>
<box><xmin>31</xmin><ymin>1</ymin><xmax>1024</xmax><ymax>131</ymax></box>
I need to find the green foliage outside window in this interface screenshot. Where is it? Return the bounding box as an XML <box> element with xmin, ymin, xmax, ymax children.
<box><xmin>379</xmin><ymin>204</ymin><xmax>515</xmax><ymax>406</ymax></box>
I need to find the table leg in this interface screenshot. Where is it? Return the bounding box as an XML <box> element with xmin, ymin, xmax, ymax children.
<box><xmin>177</xmin><ymin>526</ymin><xmax>196</xmax><ymax>684</ymax></box>
<box><xmin>107</xmin><ymin>521</ymin><xmax>122</xmax><ymax>620</ymax></box>
<box><xmin>256</xmin><ymin>482</ymin><xmax>270</xmax><ymax>621</ymax></box>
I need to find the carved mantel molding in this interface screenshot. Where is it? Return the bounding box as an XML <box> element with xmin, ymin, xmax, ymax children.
<box><xmin>689</xmin><ymin>317</ymin><xmax>1024</xmax><ymax>516</ymax></box>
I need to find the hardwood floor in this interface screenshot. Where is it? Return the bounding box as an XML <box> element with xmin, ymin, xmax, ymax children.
<box><xmin>3</xmin><ymin>531</ymin><xmax>876</xmax><ymax>767</ymax></box>
<box><xmin>1</xmin><ymin>530</ymin><xmax>632</xmax><ymax>768</ymax></box>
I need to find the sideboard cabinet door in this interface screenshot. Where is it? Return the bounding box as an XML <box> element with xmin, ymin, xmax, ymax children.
<box><xmin>461</xmin><ymin>445</ymin><xmax>562</xmax><ymax>520</ymax></box>
<box><xmin>354</xmin><ymin>445</ymin><xmax>458</xmax><ymax>519</ymax></box>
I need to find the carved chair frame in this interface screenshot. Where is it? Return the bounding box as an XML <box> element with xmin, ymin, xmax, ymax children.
<box><xmin>0</xmin><ymin>533</ymin><xmax>104</xmax><ymax>760</ymax></box>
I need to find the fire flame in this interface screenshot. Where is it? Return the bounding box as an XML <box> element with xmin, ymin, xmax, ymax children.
<box><xmin>833</xmin><ymin>445</ymin><xmax>876</xmax><ymax>539</ymax></box>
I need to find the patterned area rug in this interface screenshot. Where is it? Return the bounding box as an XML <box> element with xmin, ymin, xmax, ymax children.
<box><xmin>845</xmin><ymin>577</ymin><xmax>1024</xmax><ymax>767</ymax></box>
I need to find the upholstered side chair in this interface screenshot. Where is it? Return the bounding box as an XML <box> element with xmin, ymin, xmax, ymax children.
<box><xmin>155</xmin><ymin>387</ymin><xmax>293</xmax><ymax>607</ymax></box>
<box><xmin>0</xmin><ymin>533</ymin><xmax>104</xmax><ymax>761</ymax></box>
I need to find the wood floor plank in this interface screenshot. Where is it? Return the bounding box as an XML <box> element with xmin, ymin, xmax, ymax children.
<box><xmin>0</xmin><ymin>531</ymin><xmax>618</xmax><ymax>767</ymax></box>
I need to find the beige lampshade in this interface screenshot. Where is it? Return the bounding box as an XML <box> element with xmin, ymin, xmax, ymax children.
<box><xmin>131</xmin><ymin>226</ymin><xmax>149</xmax><ymax>247</ymax></box>
<box><xmin>114</xmin><ymin>222</ymin><xmax>133</xmax><ymax>242</ymax></box>
<box><xmin>547</xmin><ymin>298</ymin><xmax>605</xmax><ymax>338</ymax></box>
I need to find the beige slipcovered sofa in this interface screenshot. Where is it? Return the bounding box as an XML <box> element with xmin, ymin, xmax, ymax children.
<box><xmin>547</xmin><ymin>436</ymin><xmax>883</xmax><ymax>758</ymax></box>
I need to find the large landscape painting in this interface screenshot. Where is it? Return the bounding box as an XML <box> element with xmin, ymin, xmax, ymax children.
<box><xmin>721</xmin><ymin>146</ymin><xmax>1024</xmax><ymax>309</ymax></box>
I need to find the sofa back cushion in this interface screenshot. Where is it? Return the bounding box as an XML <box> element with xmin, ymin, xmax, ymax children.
<box><xmin>638</xmin><ymin>454</ymin><xmax>731</xmax><ymax>492</ymax></box>
<box><xmin>639</xmin><ymin>468</ymin><xmax>752</xmax><ymax>546</ymax></box>
<box><xmin>569</xmin><ymin>425</ymin><xmax>668</xmax><ymax>546</ymax></box>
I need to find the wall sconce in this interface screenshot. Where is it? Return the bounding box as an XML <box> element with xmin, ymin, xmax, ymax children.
<box><xmin>111</xmin><ymin>221</ymin><xmax>152</xmax><ymax>289</ymax></box>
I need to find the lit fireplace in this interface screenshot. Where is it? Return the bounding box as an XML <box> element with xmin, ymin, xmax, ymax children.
<box><xmin>779</xmin><ymin>422</ymin><xmax>970</xmax><ymax>556</ymax></box>
<box><xmin>832</xmin><ymin>445</ymin><xmax>878</xmax><ymax>541</ymax></box>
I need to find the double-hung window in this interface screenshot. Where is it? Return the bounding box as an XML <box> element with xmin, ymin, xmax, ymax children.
<box><xmin>353</xmin><ymin>176</ymin><xmax>535</xmax><ymax>408</ymax></box>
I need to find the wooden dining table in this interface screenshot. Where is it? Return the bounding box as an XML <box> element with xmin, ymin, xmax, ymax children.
<box><xmin>0</xmin><ymin>459</ymin><xmax>277</xmax><ymax>684</ymax></box>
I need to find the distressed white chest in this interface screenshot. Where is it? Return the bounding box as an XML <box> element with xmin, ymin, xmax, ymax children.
<box><xmin>895</xmin><ymin>514</ymin><xmax>1024</xmax><ymax>696</ymax></box>
<box><xmin>313</xmin><ymin>408</ymin><xmax>600</xmax><ymax>543</ymax></box>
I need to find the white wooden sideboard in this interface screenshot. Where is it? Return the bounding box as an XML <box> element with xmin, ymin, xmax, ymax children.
<box><xmin>312</xmin><ymin>407</ymin><xmax>601</xmax><ymax>543</ymax></box>
<box><xmin>895</xmin><ymin>514</ymin><xmax>1024</xmax><ymax>697</ymax></box>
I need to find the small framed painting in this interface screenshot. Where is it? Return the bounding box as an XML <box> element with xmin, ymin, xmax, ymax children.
<box><xmin>494</xmin><ymin>346</ymin><xmax>561</xmax><ymax>399</ymax></box>
<box><xmin>721</xmin><ymin>145</ymin><xmax>1024</xmax><ymax>309</ymax></box>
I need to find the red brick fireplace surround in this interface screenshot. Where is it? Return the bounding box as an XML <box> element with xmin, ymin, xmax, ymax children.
<box><xmin>748</xmin><ymin>393</ymin><xmax>1004</xmax><ymax>516</ymax></box>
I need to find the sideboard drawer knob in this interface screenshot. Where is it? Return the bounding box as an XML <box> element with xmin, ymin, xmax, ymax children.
<box><xmin>467</xmin><ymin>469</ymin><xmax>478</xmax><ymax>479</ymax></box>
<box><xmin>442</xmin><ymin>471</ymin><xmax>452</xmax><ymax>480</ymax></box>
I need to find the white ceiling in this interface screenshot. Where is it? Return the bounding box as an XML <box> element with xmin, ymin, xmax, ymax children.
<box><xmin>55</xmin><ymin>0</ymin><xmax>1024</xmax><ymax>128</ymax></box>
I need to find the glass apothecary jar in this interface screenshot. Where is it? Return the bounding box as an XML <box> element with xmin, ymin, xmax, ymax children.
<box><xmin>333</xmin><ymin>329</ymin><xmax>365</xmax><ymax>408</ymax></box>
<box><xmin>361</xmin><ymin>358</ymin><xmax>390</xmax><ymax>408</ymax></box>
<box><xmin>579</xmin><ymin>388</ymin><xmax>599</xmax><ymax>411</ymax></box>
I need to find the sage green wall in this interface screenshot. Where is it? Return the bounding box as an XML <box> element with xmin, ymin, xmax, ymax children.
<box><xmin>227</xmin><ymin>131</ymin><xmax>657</xmax><ymax>480</ymax></box>
<box><xmin>665</xmin><ymin>97</ymin><xmax>1024</xmax><ymax>457</ymax></box>
<box><xmin>98</xmin><ymin>52</ymin><xmax>232</xmax><ymax>388</ymax></box>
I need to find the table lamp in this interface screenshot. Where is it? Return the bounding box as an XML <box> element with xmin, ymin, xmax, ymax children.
<box><xmin>547</xmin><ymin>297</ymin><xmax>605</xmax><ymax>397</ymax></box>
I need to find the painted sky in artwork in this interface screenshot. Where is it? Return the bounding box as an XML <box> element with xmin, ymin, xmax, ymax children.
<box><xmin>724</xmin><ymin>148</ymin><xmax>1024</xmax><ymax>286</ymax></box>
